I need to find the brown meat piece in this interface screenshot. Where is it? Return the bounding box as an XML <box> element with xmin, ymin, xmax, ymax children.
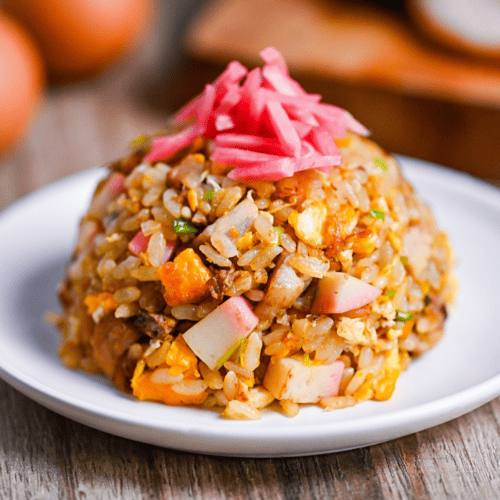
<box><xmin>427</xmin><ymin>292</ymin><xmax>448</xmax><ymax>330</ymax></box>
<box><xmin>130</xmin><ymin>312</ymin><xmax>176</xmax><ymax>340</ymax></box>
<box><xmin>90</xmin><ymin>315</ymin><xmax>142</xmax><ymax>390</ymax></box>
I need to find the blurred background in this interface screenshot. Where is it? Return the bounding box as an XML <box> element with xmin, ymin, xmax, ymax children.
<box><xmin>1</xmin><ymin>0</ymin><xmax>500</xmax><ymax>212</ymax></box>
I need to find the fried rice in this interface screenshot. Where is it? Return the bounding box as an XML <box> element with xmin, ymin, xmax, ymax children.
<box><xmin>53</xmin><ymin>49</ymin><xmax>457</xmax><ymax>419</ymax></box>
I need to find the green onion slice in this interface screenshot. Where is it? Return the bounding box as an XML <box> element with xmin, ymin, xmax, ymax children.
<box><xmin>396</xmin><ymin>310</ymin><xmax>414</xmax><ymax>322</ymax></box>
<box><xmin>385</xmin><ymin>290</ymin><xmax>396</xmax><ymax>298</ymax></box>
<box><xmin>303</xmin><ymin>352</ymin><xmax>311</xmax><ymax>366</ymax></box>
<box><xmin>273</xmin><ymin>226</ymin><xmax>284</xmax><ymax>246</ymax></box>
<box><xmin>203</xmin><ymin>189</ymin><xmax>215</xmax><ymax>201</ymax></box>
<box><xmin>173</xmin><ymin>218</ymin><xmax>197</xmax><ymax>234</ymax></box>
<box><xmin>132</xmin><ymin>135</ymin><xmax>145</xmax><ymax>147</ymax></box>
<box><xmin>216</xmin><ymin>337</ymin><xmax>246</xmax><ymax>371</ymax></box>
<box><xmin>400</xmin><ymin>256</ymin><xmax>408</xmax><ymax>265</ymax></box>
<box><xmin>236</xmin><ymin>338</ymin><xmax>247</xmax><ymax>364</ymax></box>
<box><xmin>374</xmin><ymin>157</ymin><xmax>388</xmax><ymax>172</ymax></box>
<box><xmin>369</xmin><ymin>209</ymin><xmax>385</xmax><ymax>221</ymax></box>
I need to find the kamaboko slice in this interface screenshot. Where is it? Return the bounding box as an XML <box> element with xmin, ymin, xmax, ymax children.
<box><xmin>182</xmin><ymin>296</ymin><xmax>258</xmax><ymax>371</ymax></box>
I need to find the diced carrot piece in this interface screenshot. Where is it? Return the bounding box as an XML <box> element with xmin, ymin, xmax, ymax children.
<box><xmin>373</xmin><ymin>348</ymin><xmax>401</xmax><ymax>401</ymax></box>
<box><xmin>131</xmin><ymin>360</ymin><xmax>208</xmax><ymax>406</ymax></box>
<box><xmin>166</xmin><ymin>336</ymin><xmax>200</xmax><ymax>377</ymax></box>
<box><xmin>84</xmin><ymin>292</ymin><xmax>118</xmax><ymax>315</ymax></box>
<box><xmin>400</xmin><ymin>318</ymin><xmax>415</xmax><ymax>341</ymax></box>
<box><xmin>352</xmin><ymin>373</ymin><xmax>374</xmax><ymax>402</ymax></box>
<box><xmin>158</xmin><ymin>248</ymin><xmax>213</xmax><ymax>307</ymax></box>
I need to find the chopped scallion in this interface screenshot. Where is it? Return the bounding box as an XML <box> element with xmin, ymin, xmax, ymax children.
<box><xmin>374</xmin><ymin>157</ymin><xmax>388</xmax><ymax>172</ymax></box>
<box><xmin>385</xmin><ymin>290</ymin><xmax>396</xmax><ymax>298</ymax></box>
<box><xmin>369</xmin><ymin>209</ymin><xmax>385</xmax><ymax>221</ymax></box>
<box><xmin>203</xmin><ymin>189</ymin><xmax>215</xmax><ymax>201</ymax></box>
<box><xmin>400</xmin><ymin>256</ymin><xmax>408</xmax><ymax>265</ymax></box>
<box><xmin>396</xmin><ymin>310</ymin><xmax>414</xmax><ymax>322</ymax></box>
<box><xmin>303</xmin><ymin>352</ymin><xmax>311</xmax><ymax>366</ymax></box>
<box><xmin>216</xmin><ymin>337</ymin><xmax>246</xmax><ymax>371</ymax></box>
<box><xmin>272</xmin><ymin>226</ymin><xmax>284</xmax><ymax>246</ymax></box>
<box><xmin>173</xmin><ymin>218</ymin><xmax>197</xmax><ymax>234</ymax></box>
<box><xmin>132</xmin><ymin>135</ymin><xmax>145</xmax><ymax>147</ymax></box>
<box><xmin>236</xmin><ymin>338</ymin><xmax>247</xmax><ymax>364</ymax></box>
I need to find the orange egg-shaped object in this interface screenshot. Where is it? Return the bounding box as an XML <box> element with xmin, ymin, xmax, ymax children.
<box><xmin>0</xmin><ymin>12</ymin><xmax>45</xmax><ymax>154</ymax></box>
<box><xmin>3</xmin><ymin>0</ymin><xmax>151</xmax><ymax>79</ymax></box>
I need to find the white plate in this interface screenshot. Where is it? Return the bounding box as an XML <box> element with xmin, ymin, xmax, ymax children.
<box><xmin>1</xmin><ymin>156</ymin><xmax>500</xmax><ymax>458</ymax></box>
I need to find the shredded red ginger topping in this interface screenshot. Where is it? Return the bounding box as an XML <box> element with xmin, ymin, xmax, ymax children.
<box><xmin>144</xmin><ymin>47</ymin><xmax>370</xmax><ymax>181</ymax></box>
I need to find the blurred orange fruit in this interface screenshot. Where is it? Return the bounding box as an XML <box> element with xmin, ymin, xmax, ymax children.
<box><xmin>3</xmin><ymin>0</ymin><xmax>151</xmax><ymax>79</ymax></box>
<box><xmin>0</xmin><ymin>12</ymin><xmax>45</xmax><ymax>154</ymax></box>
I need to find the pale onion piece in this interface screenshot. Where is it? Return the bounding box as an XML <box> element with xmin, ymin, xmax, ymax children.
<box><xmin>263</xmin><ymin>357</ymin><xmax>345</xmax><ymax>403</ymax></box>
<box><xmin>402</xmin><ymin>224</ymin><xmax>433</xmax><ymax>278</ymax></box>
<box><xmin>263</xmin><ymin>253</ymin><xmax>308</xmax><ymax>309</ymax></box>
<box><xmin>183</xmin><ymin>296</ymin><xmax>259</xmax><ymax>371</ymax></box>
<box><xmin>311</xmin><ymin>272</ymin><xmax>382</xmax><ymax>314</ymax></box>
<box><xmin>207</xmin><ymin>198</ymin><xmax>258</xmax><ymax>258</ymax></box>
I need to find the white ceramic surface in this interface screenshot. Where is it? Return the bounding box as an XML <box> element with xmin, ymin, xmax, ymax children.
<box><xmin>1</xmin><ymin>157</ymin><xmax>500</xmax><ymax>457</ymax></box>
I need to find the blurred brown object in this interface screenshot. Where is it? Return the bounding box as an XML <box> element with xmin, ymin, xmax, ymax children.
<box><xmin>183</xmin><ymin>0</ymin><xmax>500</xmax><ymax>181</ymax></box>
<box><xmin>3</xmin><ymin>0</ymin><xmax>152</xmax><ymax>81</ymax></box>
<box><xmin>407</xmin><ymin>0</ymin><xmax>500</xmax><ymax>61</ymax></box>
<box><xmin>0</xmin><ymin>12</ymin><xmax>45</xmax><ymax>155</ymax></box>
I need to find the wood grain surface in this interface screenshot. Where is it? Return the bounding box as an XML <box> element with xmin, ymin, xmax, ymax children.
<box><xmin>1</xmin><ymin>2</ymin><xmax>500</xmax><ymax>498</ymax></box>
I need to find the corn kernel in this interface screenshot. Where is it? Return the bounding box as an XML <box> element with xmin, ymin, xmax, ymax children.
<box><xmin>187</xmin><ymin>189</ymin><xmax>198</xmax><ymax>212</ymax></box>
<box><xmin>192</xmin><ymin>153</ymin><xmax>205</xmax><ymax>163</ymax></box>
<box><xmin>387</xmin><ymin>231</ymin><xmax>402</xmax><ymax>251</ymax></box>
<box><xmin>334</xmin><ymin>137</ymin><xmax>351</xmax><ymax>148</ymax></box>
<box><xmin>353</xmin><ymin>373</ymin><xmax>374</xmax><ymax>402</ymax></box>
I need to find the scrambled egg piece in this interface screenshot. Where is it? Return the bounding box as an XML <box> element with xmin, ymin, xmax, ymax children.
<box><xmin>336</xmin><ymin>317</ymin><xmax>367</xmax><ymax>344</ymax></box>
<box><xmin>288</xmin><ymin>203</ymin><xmax>327</xmax><ymax>248</ymax></box>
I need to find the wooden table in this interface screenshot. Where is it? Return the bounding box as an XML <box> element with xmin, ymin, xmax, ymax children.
<box><xmin>1</xmin><ymin>3</ymin><xmax>500</xmax><ymax>498</ymax></box>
